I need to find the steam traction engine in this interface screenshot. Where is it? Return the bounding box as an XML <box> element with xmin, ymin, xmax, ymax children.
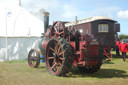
<box><xmin>28</xmin><ymin>12</ymin><xmax>120</xmax><ymax>76</ymax></box>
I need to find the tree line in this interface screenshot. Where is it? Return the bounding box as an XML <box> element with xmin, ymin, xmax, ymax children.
<box><xmin>119</xmin><ymin>34</ymin><xmax>128</xmax><ymax>40</ymax></box>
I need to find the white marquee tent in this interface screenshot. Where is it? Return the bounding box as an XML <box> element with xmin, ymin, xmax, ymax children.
<box><xmin>0</xmin><ymin>3</ymin><xmax>44</xmax><ymax>62</ymax></box>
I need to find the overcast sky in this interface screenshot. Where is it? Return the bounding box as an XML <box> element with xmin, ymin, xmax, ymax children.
<box><xmin>0</xmin><ymin>0</ymin><xmax>128</xmax><ymax>35</ymax></box>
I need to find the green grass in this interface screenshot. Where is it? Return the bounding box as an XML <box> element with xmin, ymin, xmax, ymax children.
<box><xmin>0</xmin><ymin>51</ymin><xmax>128</xmax><ymax>85</ymax></box>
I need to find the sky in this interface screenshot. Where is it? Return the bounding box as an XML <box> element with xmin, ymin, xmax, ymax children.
<box><xmin>0</xmin><ymin>0</ymin><xmax>128</xmax><ymax>35</ymax></box>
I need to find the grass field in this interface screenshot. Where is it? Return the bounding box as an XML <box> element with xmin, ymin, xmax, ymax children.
<box><xmin>0</xmin><ymin>51</ymin><xmax>128</xmax><ymax>85</ymax></box>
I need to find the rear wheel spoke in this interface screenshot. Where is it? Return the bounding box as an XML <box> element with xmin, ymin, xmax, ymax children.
<box><xmin>48</xmin><ymin>57</ymin><xmax>54</xmax><ymax>60</ymax></box>
<box><xmin>51</xmin><ymin>62</ymin><xmax>57</xmax><ymax>70</ymax></box>
<box><xmin>50</xmin><ymin>47</ymin><xmax>57</xmax><ymax>53</ymax></box>
<box><xmin>58</xmin><ymin>51</ymin><xmax>63</xmax><ymax>56</ymax></box>
<box><xmin>58</xmin><ymin>62</ymin><xmax>62</xmax><ymax>67</ymax></box>
<box><xmin>58</xmin><ymin>46</ymin><xmax>61</xmax><ymax>53</ymax></box>
<box><xmin>59</xmin><ymin>57</ymin><xmax>63</xmax><ymax>61</ymax></box>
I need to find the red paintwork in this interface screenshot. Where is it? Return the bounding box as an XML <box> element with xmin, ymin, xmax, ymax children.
<box><xmin>69</xmin><ymin>41</ymin><xmax>75</xmax><ymax>49</ymax></box>
<box><xmin>103</xmin><ymin>47</ymin><xmax>112</xmax><ymax>61</ymax></box>
<box><xmin>87</xmin><ymin>45</ymin><xmax>99</xmax><ymax>57</ymax></box>
<box><xmin>71</xmin><ymin>41</ymin><xmax>99</xmax><ymax>67</ymax></box>
<box><xmin>42</xmin><ymin>40</ymin><xmax>49</xmax><ymax>50</ymax></box>
<box><xmin>42</xmin><ymin>21</ymin><xmax>101</xmax><ymax>68</ymax></box>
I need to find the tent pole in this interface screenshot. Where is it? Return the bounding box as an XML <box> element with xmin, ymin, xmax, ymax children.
<box><xmin>5</xmin><ymin>7</ymin><xmax>8</xmax><ymax>61</ymax></box>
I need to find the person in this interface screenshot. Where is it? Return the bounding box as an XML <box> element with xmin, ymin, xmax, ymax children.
<box><xmin>119</xmin><ymin>39</ymin><xmax>128</xmax><ymax>61</ymax></box>
<box><xmin>115</xmin><ymin>39</ymin><xmax>120</xmax><ymax>56</ymax></box>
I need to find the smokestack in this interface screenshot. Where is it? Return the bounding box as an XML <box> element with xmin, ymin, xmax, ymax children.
<box><xmin>19</xmin><ymin>0</ymin><xmax>21</xmax><ymax>6</ymax></box>
<box><xmin>43</xmin><ymin>12</ymin><xmax>50</xmax><ymax>33</ymax></box>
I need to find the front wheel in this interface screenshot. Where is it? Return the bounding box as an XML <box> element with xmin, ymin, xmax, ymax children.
<box><xmin>28</xmin><ymin>49</ymin><xmax>40</xmax><ymax>68</ymax></box>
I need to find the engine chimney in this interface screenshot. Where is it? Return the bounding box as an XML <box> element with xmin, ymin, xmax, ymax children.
<box><xmin>43</xmin><ymin>12</ymin><xmax>50</xmax><ymax>33</ymax></box>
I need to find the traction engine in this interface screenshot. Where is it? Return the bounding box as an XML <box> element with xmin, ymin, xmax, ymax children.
<box><xmin>28</xmin><ymin>13</ymin><xmax>104</xmax><ymax>76</ymax></box>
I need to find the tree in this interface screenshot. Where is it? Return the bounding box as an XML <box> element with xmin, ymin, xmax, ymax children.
<box><xmin>119</xmin><ymin>34</ymin><xmax>128</xmax><ymax>40</ymax></box>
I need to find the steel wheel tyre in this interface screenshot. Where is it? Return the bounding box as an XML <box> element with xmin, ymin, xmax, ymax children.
<box><xmin>28</xmin><ymin>49</ymin><xmax>40</xmax><ymax>68</ymax></box>
<box><xmin>46</xmin><ymin>38</ymin><xmax>73</xmax><ymax>76</ymax></box>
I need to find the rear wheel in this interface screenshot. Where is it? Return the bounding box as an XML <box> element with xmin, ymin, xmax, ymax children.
<box><xmin>45</xmin><ymin>38</ymin><xmax>73</xmax><ymax>76</ymax></box>
<box><xmin>28</xmin><ymin>49</ymin><xmax>40</xmax><ymax>68</ymax></box>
